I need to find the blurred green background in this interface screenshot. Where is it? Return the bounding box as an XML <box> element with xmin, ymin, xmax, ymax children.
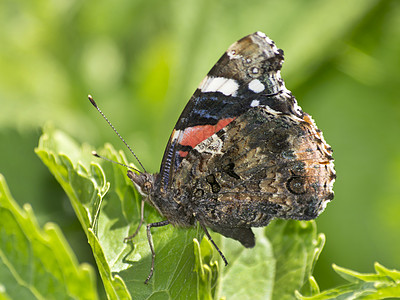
<box><xmin>1</xmin><ymin>0</ymin><xmax>399</xmax><ymax>292</ymax></box>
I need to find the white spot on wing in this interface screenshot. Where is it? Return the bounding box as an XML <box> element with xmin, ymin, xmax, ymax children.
<box><xmin>199</xmin><ymin>76</ymin><xmax>239</xmax><ymax>96</ymax></box>
<box><xmin>250</xmin><ymin>100</ymin><xmax>260</xmax><ymax>107</ymax></box>
<box><xmin>264</xmin><ymin>105</ymin><xmax>281</xmax><ymax>115</ymax></box>
<box><xmin>319</xmin><ymin>199</ymin><xmax>329</xmax><ymax>213</ymax></box>
<box><xmin>292</xmin><ymin>100</ymin><xmax>303</xmax><ymax>116</ymax></box>
<box><xmin>248</xmin><ymin>79</ymin><xmax>265</xmax><ymax>93</ymax></box>
<box><xmin>256</xmin><ymin>31</ymin><xmax>266</xmax><ymax>38</ymax></box>
<box><xmin>256</xmin><ymin>31</ymin><xmax>275</xmax><ymax>45</ymax></box>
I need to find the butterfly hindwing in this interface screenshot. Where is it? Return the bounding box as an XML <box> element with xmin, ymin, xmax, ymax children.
<box><xmin>171</xmin><ymin>103</ymin><xmax>334</xmax><ymax>230</ymax></box>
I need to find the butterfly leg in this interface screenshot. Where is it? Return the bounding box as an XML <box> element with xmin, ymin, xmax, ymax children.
<box><xmin>199</xmin><ymin>223</ymin><xmax>228</xmax><ymax>266</ymax></box>
<box><xmin>145</xmin><ymin>220</ymin><xmax>170</xmax><ymax>284</ymax></box>
<box><xmin>124</xmin><ymin>199</ymin><xmax>145</xmax><ymax>242</ymax></box>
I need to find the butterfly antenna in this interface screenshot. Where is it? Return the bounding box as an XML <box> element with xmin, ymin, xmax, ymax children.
<box><xmin>91</xmin><ymin>151</ymin><xmax>142</xmax><ymax>173</ymax></box>
<box><xmin>88</xmin><ymin>95</ymin><xmax>147</xmax><ymax>173</ymax></box>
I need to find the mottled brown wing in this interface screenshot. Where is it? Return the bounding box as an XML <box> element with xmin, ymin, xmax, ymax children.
<box><xmin>170</xmin><ymin>104</ymin><xmax>335</xmax><ymax>247</ymax></box>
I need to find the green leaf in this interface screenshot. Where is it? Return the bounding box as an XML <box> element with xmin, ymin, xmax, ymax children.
<box><xmin>296</xmin><ymin>263</ymin><xmax>400</xmax><ymax>299</ymax></box>
<box><xmin>193</xmin><ymin>238</ymin><xmax>219</xmax><ymax>300</ymax></box>
<box><xmin>35</xmin><ymin>125</ymin><xmax>207</xmax><ymax>299</ymax></box>
<box><xmin>0</xmin><ymin>174</ymin><xmax>97</xmax><ymax>299</ymax></box>
<box><xmin>217</xmin><ymin>227</ymin><xmax>275</xmax><ymax>299</ymax></box>
<box><xmin>267</xmin><ymin>220</ymin><xmax>325</xmax><ymax>298</ymax></box>
<box><xmin>215</xmin><ymin>220</ymin><xmax>323</xmax><ymax>300</ymax></box>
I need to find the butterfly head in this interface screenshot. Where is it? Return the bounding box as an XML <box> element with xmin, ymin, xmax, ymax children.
<box><xmin>127</xmin><ymin>170</ymin><xmax>155</xmax><ymax>197</ymax></box>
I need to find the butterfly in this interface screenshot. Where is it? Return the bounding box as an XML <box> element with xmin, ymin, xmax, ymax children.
<box><xmin>90</xmin><ymin>31</ymin><xmax>335</xmax><ymax>283</ymax></box>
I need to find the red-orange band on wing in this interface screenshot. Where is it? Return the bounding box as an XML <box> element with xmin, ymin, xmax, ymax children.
<box><xmin>179</xmin><ymin>118</ymin><xmax>235</xmax><ymax>149</ymax></box>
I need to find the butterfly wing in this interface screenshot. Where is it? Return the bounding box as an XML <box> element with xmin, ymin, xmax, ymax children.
<box><xmin>174</xmin><ymin>102</ymin><xmax>334</xmax><ymax>242</ymax></box>
<box><xmin>158</xmin><ymin>32</ymin><xmax>335</xmax><ymax>247</ymax></box>
<box><xmin>168</xmin><ymin>90</ymin><xmax>336</xmax><ymax>247</ymax></box>
<box><xmin>158</xmin><ymin>32</ymin><xmax>290</xmax><ymax>192</ymax></box>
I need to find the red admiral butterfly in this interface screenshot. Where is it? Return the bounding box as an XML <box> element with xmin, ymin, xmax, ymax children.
<box><xmin>90</xmin><ymin>31</ymin><xmax>335</xmax><ymax>283</ymax></box>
